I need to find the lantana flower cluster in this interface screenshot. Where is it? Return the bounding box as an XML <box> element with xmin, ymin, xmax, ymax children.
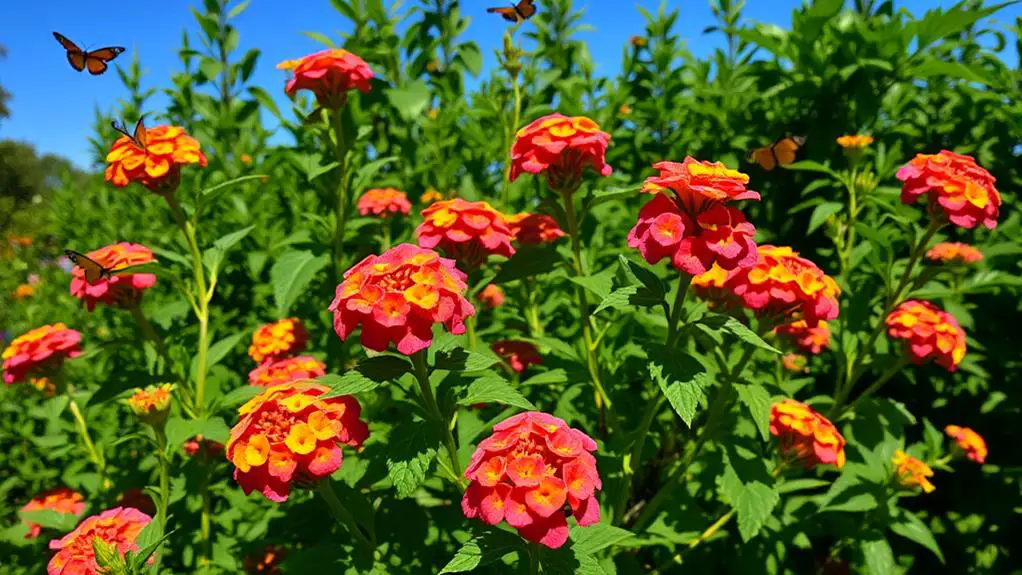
<box><xmin>509</xmin><ymin>114</ymin><xmax>612</xmax><ymax>191</ymax></box>
<box><xmin>945</xmin><ymin>425</ymin><xmax>987</xmax><ymax>463</ymax></box>
<box><xmin>506</xmin><ymin>213</ymin><xmax>566</xmax><ymax>246</ymax></box>
<box><xmin>105</xmin><ymin>125</ymin><xmax>207</xmax><ymax>194</ymax></box>
<box><xmin>247</xmin><ymin>318</ymin><xmax>324</xmax><ymax>387</ymax></box>
<box><xmin>492</xmin><ymin>340</ymin><xmax>543</xmax><ymax>374</ymax></box>
<box><xmin>896</xmin><ymin>150</ymin><xmax>1000</xmax><ymax>229</ymax></box>
<box><xmin>776</xmin><ymin>320</ymin><xmax>831</xmax><ymax>354</ymax></box>
<box><xmin>277</xmin><ymin>49</ymin><xmax>374</xmax><ymax>109</ymax></box>
<box><xmin>69</xmin><ymin>243</ymin><xmax>157</xmax><ymax>311</ymax></box>
<box><xmin>47</xmin><ymin>507</ymin><xmax>152</xmax><ymax>575</ymax></box>
<box><xmin>892</xmin><ymin>450</ymin><xmax>935</xmax><ymax>493</ymax></box>
<box><xmin>357</xmin><ymin>188</ymin><xmax>411</xmax><ymax>218</ymax></box>
<box><xmin>2</xmin><ymin>324</ymin><xmax>82</xmax><ymax>385</ymax></box>
<box><xmin>770</xmin><ymin>399</ymin><xmax>846</xmax><ymax>468</ymax></box>
<box><xmin>926</xmin><ymin>242</ymin><xmax>983</xmax><ymax>265</ymax></box>
<box><xmin>416</xmin><ymin>199</ymin><xmax>515</xmax><ymax>269</ymax></box>
<box><xmin>885</xmin><ymin>300</ymin><xmax>966</xmax><ymax>372</ymax></box>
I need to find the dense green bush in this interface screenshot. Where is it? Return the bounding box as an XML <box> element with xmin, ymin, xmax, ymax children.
<box><xmin>1</xmin><ymin>1</ymin><xmax>1019</xmax><ymax>573</ymax></box>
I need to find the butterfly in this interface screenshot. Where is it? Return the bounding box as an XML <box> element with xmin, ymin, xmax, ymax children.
<box><xmin>746</xmin><ymin>135</ymin><xmax>807</xmax><ymax>171</ymax></box>
<box><xmin>112</xmin><ymin>115</ymin><xmax>148</xmax><ymax>151</ymax></box>
<box><xmin>487</xmin><ymin>0</ymin><xmax>537</xmax><ymax>23</ymax></box>
<box><xmin>64</xmin><ymin>250</ymin><xmax>113</xmax><ymax>285</ymax></box>
<box><xmin>53</xmin><ymin>32</ymin><xmax>125</xmax><ymax>75</ymax></box>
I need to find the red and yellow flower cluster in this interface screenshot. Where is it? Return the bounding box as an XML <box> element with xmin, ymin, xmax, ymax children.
<box><xmin>105</xmin><ymin>125</ymin><xmax>207</xmax><ymax>194</ymax></box>
<box><xmin>20</xmin><ymin>488</ymin><xmax>86</xmax><ymax>539</ymax></box>
<box><xmin>357</xmin><ymin>188</ymin><xmax>411</xmax><ymax>218</ymax></box>
<box><xmin>770</xmin><ymin>399</ymin><xmax>845</xmax><ymax>468</ymax></box>
<box><xmin>3</xmin><ymin>324</ymin><xmax>82</xmax><ymax>385</ymax></box>
<box><xmin>70</xmin><ymin>243</ymin><xmax>157</xmax><ymax>311</ymax></box>
<box><xmin>249</xmin><ymin>356</ymin><xmax>326</xmax><ymax>387</ymax></box>
<box><xmin>47</xmin><ymin>507</ymin><xmax>152</xmax><ymax>575</ymax></box>
<box><xmin>836</xmin><ymin>135</ymin><xmax>873</xmax><ymax>149</ymax></box>
<box><xmin>926</xmin><ymin>242</ymin><xmax>983</xmax><ymax>265</ymax></box>
<box><xmin>330</xmin><ymin>244</ymin><xmax>476</xmax><ymax>355</ymax></box>
<box><xmin>463</xmin><ymin>412</ymin><xmax>601</xmax><ymax>549</ymax></box>
<box><xmin>277</xmin><ymin>49</ymin><xmax>374</xmax><ymax>109</ymax></box>
<box><xmin>630</xmin><ymin>158</ymin><xmax>760</xmax><ymax>276</ymax></box>
<box><xmin>492</xmin><ymin>340</ymin><xmax>543</xmax><ymax>373</ymax></box>
<box><xmin>885</xmin><ymin>300</ymin><xmax>966</xmax><ymax>372</ymax></box>
<box><xmin>416</xmin><ymin>199</ymin><xmax>515</xmax><ymax>269</ymax></box>
<box><xmin>506</xmin><ymin>213</ymin><xmax>565</xmax><ymax>246</ymax></box>
<box><xmin>227</xmin><ymin>380</ymin><xmax>368</xmax><ymax>502</ymax></box>
<box><xmin>478</xmin><ymin>284</ymin><xmax>505</xmax><ymax>309</ymax></box>
<box><xmin>897</xmin><ymin>150</ymin><xmax>1000</xmax><ymax>230</ymax></box>
<box><xmin>945</xmin><ymin>425</ymin><xmax>987</xmax><ymax>464</ymax></box>
<box><xmin>892</xmin><ymin>450</ymin><xmax>935</xmax><ymax>493</ymax></box>
<box><xmin>126</xmin><ymin>383</ymin><xmax>173</xmax><ymax>423</ymax></box>
<box><xmin>510</xmin><ymin>114</ymin><xmax>612</xmax><ymax>191</ymax></box>
<box><xmin>776</xmin><ymin>320</ymin><xmax>831</xmax><ymax>354</ymax></box>
<box><xmin>249</xmin><ymin>318</ymin><xmax>308</xmax><ymax>365</ymax></box>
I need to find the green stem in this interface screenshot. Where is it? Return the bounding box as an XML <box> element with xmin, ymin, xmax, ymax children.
<box><xmin>614</xmin><ymin>395</ymin><xmax>665</xmax><ymax>524</ymax></box>
<box><xmin>152</xmin><ymin>426</ymin><xmax>170</xmax><ymax>574</ymax></box>
<box><xmin>528</xmin><ymin>542</ymin><xmax>540</xmax><ymax>574</ymax></box>
<box><xmin>67</xmin><ymin>394</ymin><xmax>106</xmax><ymax>486</ymax></box>
<box><xmin>200</xmin><ymin>475</ymin><xmax>211</xmax><ymax>566</ymax></box>
<box><xmin>130</xmin><ymin>306</ymin><xmax>180</xmax><ymax>381</ymax></box>
<box><xmin>316</xmin><ymin>480</ymin><xmax>374</xmax><ymax>550</ymax></box>
<box><xmin>411</xmin><ymin>351</ymin><xmax>465</xmax><ymax>486</ymax></box>
<box><xmin>833</xmin><ymin>357</ymin><xmax>909</xmax><ymax>419</ymax></box>
<box><xmin>381</xmin><ymin>221</ymin><xmax>392</xmax><ymax>251</ymax></box>
<box><xmin>466</xmin><ymin>314</ymin><xmax>478</xmax><ymax>352</ymax></box>
<box><xmin>840</xmin><ymin>169</ymin><xmax>859</xmax><ymax>281</ymax></box>
<box><xmin>331</xmin><ymin>109</ymin><xmax>350</xmax><ymax>281</ymax></box>
<box><xmin>665</xmin><ymin>273</ymin><xmax>693</xmax><ymax>347</ymax></box>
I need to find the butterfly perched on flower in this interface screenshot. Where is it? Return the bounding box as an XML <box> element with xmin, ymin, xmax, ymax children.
<box><xmin>64</xmin><ymin>250</ymin><xmax>113</xmax><ymax>285</ymax></box>
<box><xmin>52</xmin><ymin>32</ymin><xmax>125</xmax><ymax>75</ymax></box>
<box><xmin>746</xmin><ymin>135</ymin><xmax>807</xmax><ymax>171</ymax></box>
<box><xmin>487</xmin><ymin>0</ymin><xmax>537</xmax><ymax>23</ymax></box>
<box><xmin>112</xmin><ymin>115</ymin><xmax>148</xmax><ymax>152</ymax></box>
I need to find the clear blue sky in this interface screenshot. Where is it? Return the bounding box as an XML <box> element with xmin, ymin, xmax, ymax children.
<box><xmin>0</xmin><ymin>0</ymin><xmax>1015</xmax><ymax>169</ymax></box>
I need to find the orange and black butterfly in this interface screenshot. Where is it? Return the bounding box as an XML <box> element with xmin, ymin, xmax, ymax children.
<box><xmin>112</xmin><ymin>115</ymin><xmax>148</xmax><ymax>152</ymax></box>
<box><xmin>53</xmin><ymin>32</ymin><xmax>125</xmax><ymax>75</ymax></box>
<box><xmin>746</xmin><ymin>135</ymin><xmax>807</xmax><ymax>171</ymax></box>
<box><xmin>487</xmin><ymin>0</ymin><xmax>537</xmax><ymax>23</ymax></box>
<box><xmin>64</xmin><ymin>250</ymin><xmax>113</xmax><ymax>285</ymax></box>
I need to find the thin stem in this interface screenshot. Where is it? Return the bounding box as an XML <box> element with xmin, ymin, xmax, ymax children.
<box><xmin>528</xmin><ymin>542</ymin><xmax>540</xmax><ymax>575</ymax></box>
<box><xmin>411</xmin><ymin>351</ymin><xmax>465</xmax><ymax>485</ymax></box>
<box><xmin>833</xmin><ymin>357</ymin><xmax>909</xmax><ymax>419</ymax></box>
<box><xmin>130</xmin><ymin>306</ymin><xmax>180</xmax><ymax>381</ymax></box>
<box><xmin>200</xmin><ymin>475</ymin><xmax>211</xmax><ymax>566</ymax></box>
<box><xmin>331</xmin><ymin>109</ymin><xmax>350</xmax><ymax>281</ymax></box>
<box><xmin>152</xmin><ymin>426</ymin><xmax>170</xmax><ymax>574</ymax></box>
<box><xmin>316</xmin><ymin>480</ymin><xmax>374</xmax><ymax>550</ymax></box>
<box><xmin>665</xmin><ymin>273</ymin><xmax>693</xmax><ymax>347</ymax></box>
<box><xmin>466</xmin><ymin>314</ymin><xmax>478</xmax><ymax>352</ymax></box>
<box><xmin>67</xmin><ymin>395</ymin><xmax>106</xmax><ymax>485</ymax></box>
<box><xmin>380</xmin><ymin>221</ymin><xmax>392</xmax><ymax>251</ymax></box>
<box><xmin>613</xmin><ymin>395</ymin><xmax>665</xmax><ymax>524</ymax></box>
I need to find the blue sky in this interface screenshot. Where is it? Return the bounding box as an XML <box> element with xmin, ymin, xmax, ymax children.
<box><xmin>0</xmin><ymin>0</ymin><xmax>1016</xmax><ymax>169</ymax></box>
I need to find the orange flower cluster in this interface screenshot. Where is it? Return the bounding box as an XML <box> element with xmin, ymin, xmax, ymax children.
<box><xmin>492</xmin><ymin>340</ymin><xmax>542</xmax><ymax>373</ymax></box>
<box><xmin>20</xmin><ymin>488</ymin><xmax>86</xmax><ymax>539</ymax></box>
<box><xmin>509</xmin><ymin>114</ymin><xmax>612</xmax><ymax>192</ymax></box>
<box><xmin>722</xmin><ymin>245</ymin><xmax>840</xmax><ymax>326</ymax></box>
<box><xmin>248</xmin><ymin>318</ymin><xmax>308</xmax><ymax>364</ymax></box>
<box><xmin>896</xmin><ymin>150</ymin><xmax>1000</xmax><ymax>229</ymax></box>
<box><xmin>892</xmin><ymin>450</ymin><xmax>935</xmax><ymax>493</ymax></box>
<box><xmin>227</xmin><ymin>380</ymin><xmax>368</xmax><ymax>502</ymax></box>
<box><xmin>105</xmin><ymin>125</ymin><xmax>207</xmax><ymax>194</ymax></box>
<box><xmin>70</xmin><ymin>242</ymin><xmax>157</xmax><ymax>311</ymax></box>
<box><xmin>244</xmin><ymin>546</ymin><xmax>287</xmax><ymax>574</ymax></box>
<box><xmin>329</xmin><ymin>244</ymin><xmax>475</xmax><ymax>355</ymax></box>
<box><xmin>249</xmin><ymin>356</ymin><xmax>326</xmax><ymax>387</ymax></box>
<box><xmin>926</xmin><ymin>242</ymin><xmax>983</xmax><ymax>265</ymax></box>
<box><xmin>782</xmin><ymin>353</ymin><xmax>808</xmax><ymax>373</ymax></box>
<box><xmin>478</xmin><ymin>284</ymin><xmax>506</xmax><ymax>309</ymax></box>
<box><xmin>416</xmin><ymin>199</ymin><xmax>515</xmax><ymax>269</ymax></box>
<box><xmin>776</xmin><ymin>320</ymin><xmax>831</xmax><ymax>354</ymax></box>
<box><xmin>885</xmin><ymin>300</ymin><xmax>966</xmax><ymax>372</ymax></box>
<box><xmin>770</xmin><ymin>399</ymin><xmax>845</xmax><ymax>468</ymax></box>
<box><xmin>126</xmin><ymin>384</ymin><xmax>173</xmax><ymax>425</ymax></box>
<box><xmin>506</xmin><ymin>213</ymin><xmax>566</xmax><ymax>246</ymax></box>
<box><xmin>357</xmin><ymin>188</ymin><xmax>411</xmax><ymax>218</ymax></box>
<box><xmin>630</xmin><ymin>158</ymin><xmax>760</xmax><ymax>275</ymax></box>
<box><xmin>836</xmin><ymin>135</ymin><xmax>873</xmax><ymax>149</ymax></box>
<box><xmin>3</xmin><ymin>324</ymin><xmax>82</xmax><ymax>385</ymax></box>
<box><xmin>420</xmin><ymin>188</ymin><xmax>445</xmax><ymax>203</ymax></box>
<box><xmin>945</xmin><ymin>425</ymin><xmax>987</xmax><ymax>463</ymax></box>
<box><xmin>463</xmin><ymin>412</ymin><xmax>601</xmax><ymax>549</ymax></box>
<box><xmin>278</xmin><ymin>49</ymin><xmax>374</xmax><ymax>109</ymax></box>
<box><xmin>13</xmin><ymin>283</ymin><xmax>35</xmax><ymax>299</ymax></box>
<box><xmin>184</xmin><ymin>435</ymin><xmax>225</xmax><ymax>458</ymax></box>
<box><xmin>47</xmin><ymin>507</ymin><xmax>152</xmax><ymax>575</ymax></box>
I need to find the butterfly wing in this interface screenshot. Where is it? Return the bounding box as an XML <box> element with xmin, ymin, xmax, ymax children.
<box><xmin>516</xmin><ymin>0</ymin><xmax>537</xmax><ymax>19</ymax></box>
<box><xmin>747</xmin><ymin>147</ymin><xmax>777</xmax><ymax>171</ymax></box>
<box><xmin>133</xmin><ymin>115</ymin><xmax>148</xmax><ymax>149</ymax></box>
<box><xmin>52</xmin><ymin>32</ymin><xmax>80</xmax><ymax>52</ymax></box>
<box><xmin>771</xmin><ymin>136</ymin><xmax>805</xmax><ymax>167</ymax></box>
<box><xmin>83</xmin><ymin>47</ymin><xmax>125</xmax><ymax>76</ymax></box>
<box><xmin>65</xmin><ymin>249</ymin><xmax>109</xmax><ymax>285</ymax></box>
<box><xmin>54</xmin><ymin>32</ymin><xmax>87</xmax><ymax>71</ymax></box>
<box><xmin>487</xmin><ymin>6</ymin><xmax>521</xmax><ymax>23</ymax></box>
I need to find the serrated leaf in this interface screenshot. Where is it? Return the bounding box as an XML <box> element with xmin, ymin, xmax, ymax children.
<box><xmin>435</xmin><ymin>347</ymin><xmax>499</xmax><ymax>372</ymax></box>
<box><xmin>617</xmin><ymin>255</ymin><xmax>666</xmax><ymax>299</ymax></box>
<box><xmin>458</xmin><ymin>375</ymin><xmax>535</xmax><ymax>411</ymax></box>
<box><xmin>271</xmin><ymin>250</ymin><xmax>330</xmax><ymax>317</ymax></box>
<box><xmin>720</xmin><ymin>443</ymin><xmax>779</xmax><ymax>542</ymax></box>
<box><xmin>569</xmin><ymin>268</ymin><xmax>616</xmax><ymax>300</ymax></box>
<box><xmin>386</xmin><ymin>422</ymin><xmax>439</xmax><ymax>498</ymax></box>
<box><xmin>702</xmin><ymin>314</ymin><xmax>781</xmax><ymax>354</ymax></box>
<box><xmin>648</xmin><ymin>345</ymin><xmax>708</xmax><ymax>426</ymax></box>
<box><xmin>439</xmin><ymin>528</ymin><xmax>524</xmax><ymax>573</ymax></box>
<box><xmin>733</xmin><ymin>383</ymin><xmax>771</xmax><ymax>441</ymax></box>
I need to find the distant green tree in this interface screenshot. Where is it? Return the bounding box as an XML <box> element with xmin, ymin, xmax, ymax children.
<box><xmin>0</xmin><ymin>140</ymin><xmax>83</xmax><ymax>233</ymax></box>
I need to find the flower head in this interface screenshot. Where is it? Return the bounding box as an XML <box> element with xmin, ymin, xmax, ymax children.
<box><xmin>506</xmin><ymin>213</ymin><xmax>566</xmax><ymax>246</ymax></box>
<box><xmin>463</xmin><ymin>412</ymin><xmax>601</xmax><ymax>549</ymax></box>
<box><xmin>184</xmin><ymin>435</ymin><xmax>225</xmax><ymax>458</ymax></box>
<box><xmin>227</xmin><ymin>380</ymin><xmax>368</xmax><ymax>502</ymax></box>
<box><xmin>3</xmin><ymin>324</ymin><xmax>82</xmax><ymax>385</ymax></box>
<box><xmin>126</xmin><ymin>384</ymin><xmax>174</xmax><ymax>425</ymax></box>
<box><xmin>836</xmin><ymin>135</ymin><xmax>873</xmax><ymax>149</ymax></box>
<box><xmin>248</xmin><ymin>318</ymin><xmax>308</xmax><ymax>364</ymax></box>
<box><xmin>892</xmin><ymin>450</ymin><xmax>935</xmax><ymax>493</ymax></box>
<box><xmin>416</xmin><ymin>199</ymin><xmax>515</xmax><ymax>269</ymax></box>
<box><xmin>642</xmin><ymin>158</ymin><xmax>759</xmax><ymax>206</ymax></box>
<box><xmin>510</xmin><ymin>114</ymin><xmax>612</xmax><ymax>192</ymax></box>
<box><xmin>782</xmin><ymin>353</ymin><xmax>809</xmax><ymax>373</ymax></box>
<box><xmin>244</xmin><ymin>545</ymin><xmax>287</xmax><ymax>574</ymax></box>
<box><xmin>357</xmin><ymin>188</ymin><xmax>411</xmax><ymax>218</ymax></box>
<box><xmin>479</xmin><ymin>284</ymin><xmax>506</xmax><ymax>309</ymax></box>
<box><xmin>885</xmin><ymin>300</ymin><xmax>965</xmax><ymax>372</ymax></box>
<box><xmin>278</xmin><ymin>49</ymin><xmax>374</xmax><ymax>109</ymax></box>
<box><xmin>249</xmin><ymin>356</ymin><xmax>326</xmax><ymax>387</ymax></box>
<box><xmin>770</xmin><ymin>399</ymin><xmax>845</xmax><ymax>468</ymax></box>
<box><xmin>724</xmin><ymin>245</ymin><xmax>840</xmax><ymax>326</ymax></box>
<box><xmin>896</xmin><ymin>150</ymin><xmax>1000</xmax><ymax>229</ymax></box>
<box><xmin>329</xmin><ymin>244</ymin><xmax>475</xmax><ymax>355</ymax></box>
<box><xmin>13</xmin><ymin>284</ymin><xmax>35</xmax><ymax>299</ymax></box>
<box><xmin>420</xmin><ymin>188</ymin><xmax>445</xmax><ymax>203</ymax></box>
<box><xmin>944</xmin><ymin>425</ymin><xmax>987</xmax><ymax>464</ymax></box>
<box><xmin>492</xmin><ymin>340</ymin><xmax>542</xmax><ymax>373</ymax></box>
<box><xmin>105</xmin><ymin>125</ymin><xmax>207</xmax><ymax>194</ymax></box>
<box><xmin>776</xmin><ymin>320</ymin><xmax>831</xmax><ymax>354</ymax></box>
<box><xmin>926</xmin><ymin>242</ymin><xmax>983</xmax><ymax>265</ymax></box>
<box><xmin>20</xmin><ymin>488</ymin><xmax>86</xmax><ymax>539</ymax></box>
<box><xmin>69</xmin><ymin>243</ymin><xmax>157</xmax><ymax>312</ymax></box>
<box><xmin>47</xmin><ymin>507</ymin><xmax>152</xmax><ymax>575</ymax></box>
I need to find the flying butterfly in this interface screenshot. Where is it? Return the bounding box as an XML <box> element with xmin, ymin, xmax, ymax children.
<box><xmin>64</xmin><ymin>250</ymin><xmax>113</xmax><ymax>285</ymax></box>
<box><xmin>746</xmin><ymin>135</ymin><xmax>807</xmax><ymax>171</ymax></box>
<box><xmin>112</xmin><ymin>115</ymin><xmax>148</xmax><ymax>151</ymax></box>
<box><xmin>487</xmin><ymin>0</ymin><xmax>537</xmax><ymax>23</ymax></box>
<box><xmin>53</xmin><ymin>32</ymin><xmax>125</xmax><ymax>75</ymax></box>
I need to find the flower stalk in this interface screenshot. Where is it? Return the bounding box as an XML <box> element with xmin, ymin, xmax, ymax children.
<box><xmin>411</xmin><ymin>351</ymin><xmax>465</xmax><ymax>486</ymax></box>
<box><xmin>331</xmin><ymin>109</ymin><xmax>350</xmax><ymax>281</ymax></box>
<box><xmin>317</xmin><ymin>479</ymin><xmax>375</xmax><ymax>551</ymax></box>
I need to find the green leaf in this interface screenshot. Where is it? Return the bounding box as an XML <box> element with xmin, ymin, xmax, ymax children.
<box><xmin>302</xmin><ymin>31</ymin><xmax>336</xmax><ymax>48</ymax></box>
<box><xmin>456</xmin><ymin>43</ymin><xmax>483</xmax><ymax>76</ymax></box>
<box><xmin>18</xmin><ymin>509</ymin><xmax>84</xmax><ymax>532</ymax></box>
<box><xmin>720</xmin><ymin>443</ymin><xmax>779</xmax><ymax>542</ymax></box>
<box><xmin>569</xmin><ymin>268</ymin><xmax>616</xmax><ymax>300</ymax></box>
<box><xmin>192</xmin><ymin>332</ymin><xmax>245</xmax><ymax>379</ymax></box>
<box><xmin>351</xmin><ymin>156</ymin><xmax>399</xmax><ymax>195</ymax></box>
<box><xmin>617</xmin><ymin>255</ymin><xmax>666</xmax><ymax>300</ymax></box>
<box><xmin>219</xmin><ymin>385</ymin><xmax>262</xmax><ymax>409</ymax></box>
<box><xmin>702</xmin><ymin>314</ymin><xmax>781</xmax><ymax>354</ymax></box>
<box><xmin>912</xmin><ymin>1</ymin><xmax>1016</xmax><ymax>50</ymax></box>
<box><xmin>200</xmin><ymin>174</ymin><xmax>267</xmax><ymax>199</ymax></box>
<box><xmin>648</xmin><ymin>345</ymin><xmax>709</xmax><ymax>427</ymax></box>
<box><xmin>271</xmin><ymin>250</ymin><xmax>330</xmax><ymax>316</ymax></box>
<box><xmin>593</xmin><ymin>286</ymin><xmax>640</xmax><ymax>315</ymax></box>
<box><xmin>540</xmin><ymin>545</ymin><xmax>606</xmax><ymax>575</ymax></box>
<box><xmin>385</xmin><ymin>80</ymin><xmax>431</xmax><ymax>120</ymax></box>
<box><xmin>386</xmin><ymin>421</ymin><xmax>439</xmax><ymax>498</ymax></box>
<box><xmin>458</xmin><ymin>374</ymin><xmax>535</xmax><ymax>411</ymax></box>
<box><xmin>583</xmin><ymin>185</ymin><xmax>640</xmax><ymax>213</ymax></box>
<box><xmin>807</xmin><ymin>202</ymin><xmax>843</xmax><ymax>235</ymax></box>
<box><xmin>435</xmin><ymin>347</ymin><xmax>499</xmax><ymax>372</ymax></box>
<box><xmin>785</xmin><ymin>160</ymin><xmax>839</xmax><ymax>178</ymax></box>
<box><xmin>492</xmin><ymin>246</ymin><xmax>563</xmax><ymax>283</ymax></box>
<box><xmin>439</xmin><ymin>528</ymin><xmax>524</xmax><ymax>573</ymax></box>
<box><xmin>571</xmin><ymin>523</ymin><xmax>636</xmax><ymax>554</ymax></box>
<box><xmin>203</xmin><ymin>224</ymin><xmax>255</xmax><ymax>274</ymax></box>
<box><xmin>165</xmin><ymin>416</ymin><xmax>230</xmax><ymax>448</ymax></box>
<box><xmin>909</xmin><ymin>58</ymin><xmax>997</xmax><ymax>87</ymax></box>
<box><xmin>861</xmin><ymin>532</ymin><xmax>895</xmax><ymax>575</ymax></box>
<box><xmin>227</xmin><ymin>0</ymin><xmax>250</xmax><ymax>18</ymax></box>
<box><xmin>733</xmin><ymin>383</ymin><xmax>771</xmax><ymax>441</ymax></box>
<box><xmin>891</xmin><ymin>510</ymin><xmax>944</xmax><ymax>562</ymax></box>
<box><xmin>318</xmin><ymin>355</ymin><xmax>409</xmax><ymax>399</ymax></box>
